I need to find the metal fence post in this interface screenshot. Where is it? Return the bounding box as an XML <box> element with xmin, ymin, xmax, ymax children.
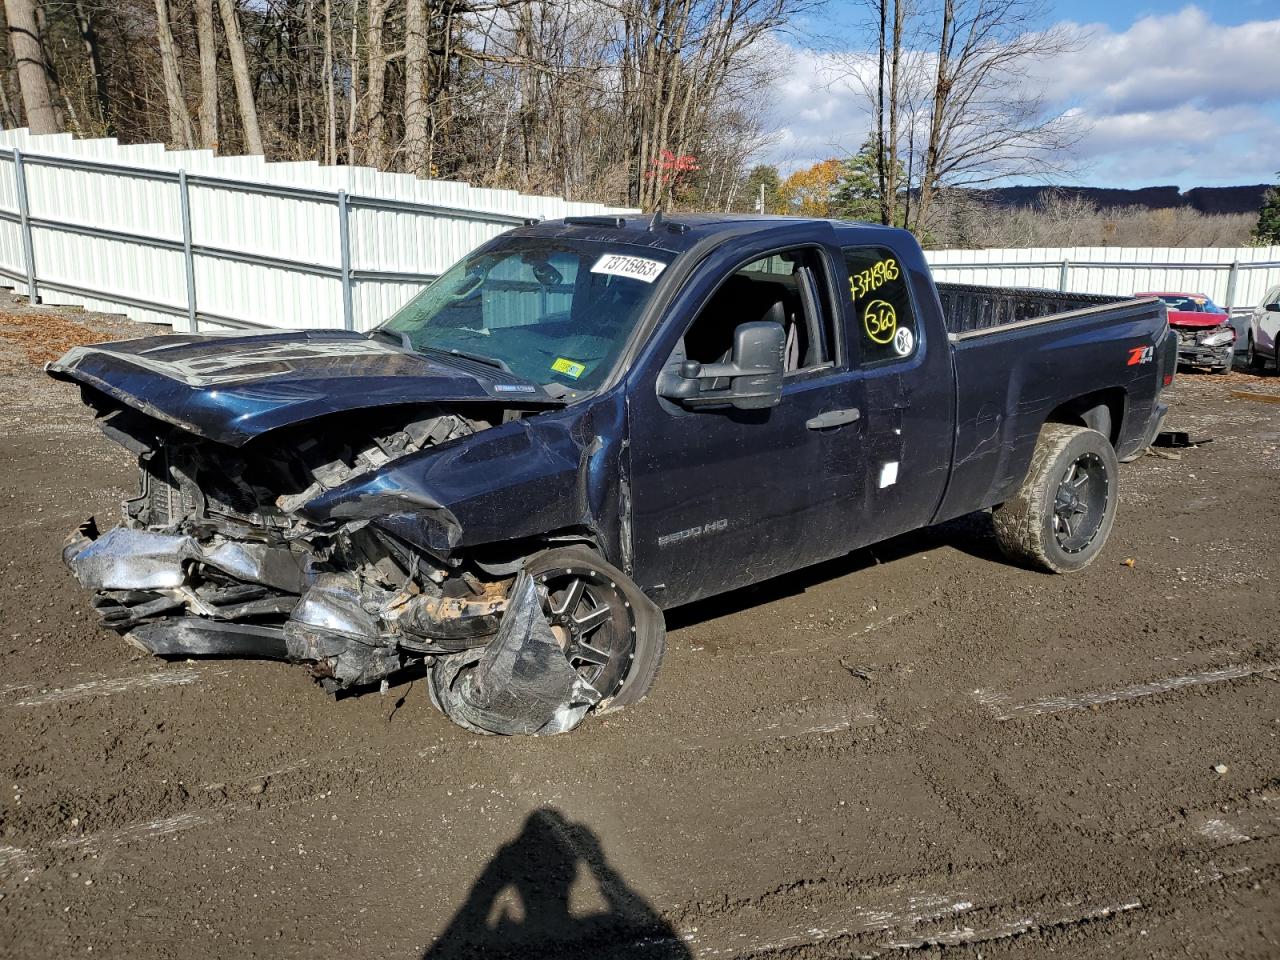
<box><xmin>178</xmin><ymin>169</ymin><xmax>198</xmax><ymax>333</ymax></box>
<box><xmin>1058</xmin><ymin>258</ymin><xmax>1071</xmax><ymax>293</ymax></box>
<box><xmin>337</xmin><ymin>189</ymin><xmax>354</xmax><ymax>331</ymax></box>
<box><xmin>1224</xmin><ymin>260</ymin><xmax>1240</xmax><ymax>310</ymax></box>
<box><xmin>13</xmin><ymin>148</ymin><xmax>38</xmax><ymax>303</ymax></box>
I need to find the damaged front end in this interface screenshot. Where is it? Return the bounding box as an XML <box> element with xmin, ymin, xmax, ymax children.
<box><xmin>61</xmin><ymin>395</ymin><xmax>624</xmax><ymax>735</ymax></box>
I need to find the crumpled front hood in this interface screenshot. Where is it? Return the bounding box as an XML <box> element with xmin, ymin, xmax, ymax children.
<box><xmin>1167</xmin><ymin>310</ymin><xmax>1229</xmax><ymax>330</ymax></box>
<box><xmin>47</xmin><ymin>329</ymin><xmax>554</xmax><ymax>446</ymax></box>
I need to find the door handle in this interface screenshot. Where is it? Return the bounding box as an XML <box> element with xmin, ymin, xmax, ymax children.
<box><xmin>806</xmin><ymin>407</ymin><xmax>861</xmax><ymax>430</ymax></box>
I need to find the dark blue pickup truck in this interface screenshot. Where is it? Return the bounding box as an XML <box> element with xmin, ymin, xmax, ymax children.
<box><xmin>50</xmin><ymin>215</ymin><xmax>1175</xmax><ymax>735</ymax></box>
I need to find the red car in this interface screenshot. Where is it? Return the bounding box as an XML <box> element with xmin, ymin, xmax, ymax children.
<box><xmin>1137</xmin><ymin>292</ymin><xmax>1235</xmax><ymax>374</ymax></box>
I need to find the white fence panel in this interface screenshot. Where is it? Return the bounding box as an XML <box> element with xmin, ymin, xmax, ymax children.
<box><xmin>0</xmin><ymin>128</ymin><xmax>636</xmax><ymax>333</ymax></box>
<box><xmin>5</xmin><ymin>128</ymin><xmax>1275</xmax><ymax>338</ymax></box>
<box><xmin>926</xmin><ymin>244</ymin><xmax>1280</xmax><ymax>311</ymax></box>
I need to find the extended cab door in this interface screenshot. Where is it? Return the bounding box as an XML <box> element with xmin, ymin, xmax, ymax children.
<box><xmin>833</xmin><ymin>238</ymin><xmax>956</xmax><ymax>548</ymax></box>
<box><xmin>627</xmin><ymin>235</ymin><xmax>867</xmax><ymax>608</ymax></box>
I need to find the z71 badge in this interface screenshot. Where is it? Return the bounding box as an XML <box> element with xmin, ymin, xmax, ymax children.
<box><xmin>1126</xmin><ymin>345</ymin><xmax>1154</xmax><ymax>366</ymax></box>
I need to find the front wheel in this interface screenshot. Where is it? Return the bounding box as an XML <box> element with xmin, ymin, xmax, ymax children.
<box><xmin>523</xmin><ymin>546</ymin><xmax>666</xmax><ymax>710</ymax></box>
<box><xmin>992</xmin><ymin>424</ymin><xmax>1120</xmax><ymax>574</ymax></box>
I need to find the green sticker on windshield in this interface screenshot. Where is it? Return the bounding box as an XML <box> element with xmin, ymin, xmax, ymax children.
<box><xmin>551</xmin><ymin>357</ymin><xmax>586</xmax><ymax>379</ymax></box>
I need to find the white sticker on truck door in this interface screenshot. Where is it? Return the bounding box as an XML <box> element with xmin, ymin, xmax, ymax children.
<box><xmin>591</xmin><ymin>254</ymin><xmax>666</xmax><ymax>283</ymax></box>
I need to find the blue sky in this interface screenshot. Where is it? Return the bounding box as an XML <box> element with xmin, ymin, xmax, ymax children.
<box><xmin>766</xmin><ymin>3</ymin><xmax>1280</xmax><ymax>190</ymax></box>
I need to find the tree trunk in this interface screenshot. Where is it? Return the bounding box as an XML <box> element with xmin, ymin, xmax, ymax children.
<box><xmin>875</xmin><ymin>0</ymin><xmax>887</xmax><ymax>224</ymax></box>
<box><xmin>153</xmin><ymin>0</ymin><xmax>194</xmax><ymax>148</ymax></box>
<box><xmin>364</xmin><ymin>0</ymin><xmax>390</xmax><ymax>168</ymax></box>
<box><xmin>5</xmin><ymin>0</ymin><xmax>59</xmax><ymax>133</ymax></box>
<box><xmin>194</xmin><ymin>0</ymin><xmax>218</xmax><ymax>149</ymax></box>
<box><xmin>218</xmin><ymin>0</ymin><xmax>265</xmax><ymax>155</ymax></box>
<box><xmin>322</xmin><ymin>0</ymin><xmax>335</xmax><ymax>164</ymax></box>
<box><xmin>886</xmin><ymin>0</ymin><xmax>903</xmax><ymax>226</ymax></box>
<box><xmin>73</xmin><ymin>0</ymin><xmax>111</xmax><ymax>132</ymax></box>
<box><xmin>403</xmin><ymin>0</ymin><xmax>429</xmax><ymax>176</ymax></box>
<box><xmin>346</xmin><ymin>0</ymin><xmax>359</xmax><ymax>162</ymax></box>
<box><xmin>916</xmin><ymin>0</ymin><xmax>954</xmax><ymax>234</ymax></box>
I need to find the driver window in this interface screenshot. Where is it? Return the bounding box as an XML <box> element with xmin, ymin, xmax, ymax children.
<box><xmin>681</xmin><ymin>248</ymin><xmax>835</xmax><ymax>374</ymax></box>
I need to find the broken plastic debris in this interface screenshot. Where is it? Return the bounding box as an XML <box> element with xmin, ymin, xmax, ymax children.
<box><xmin>429</xmin><ymin>572</ymin><xmax>601</xmax><ymax>736</ymax></box>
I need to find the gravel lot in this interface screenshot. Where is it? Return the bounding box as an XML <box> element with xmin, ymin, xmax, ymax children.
<box><xmin>0</xmin><ymin>296</ymin><xmax>1277</xmax><ymax>959</ymax></box>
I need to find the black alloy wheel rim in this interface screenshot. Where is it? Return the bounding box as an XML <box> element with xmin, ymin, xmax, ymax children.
<box><xmin>535</xmin><ymin>567</ymin><xmax>635</xmax><ymax>695</ymax></box>
<box><xmin>1053</xmin><ymin>452</ymin><xmax>1109</xmax><ymax>554</ymax></box>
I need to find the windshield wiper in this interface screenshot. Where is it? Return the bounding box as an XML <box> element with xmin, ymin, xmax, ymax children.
<box><xmin>367</xmin><ymin>327</ymin><xmax>412</xmax><ymax>350</ymax></box>
<box><xmin>368</xmin><ymin>329</ymin><xmax>509</xmax><ymax>372</ymax></box>
<box><xmin>366</xmin><ymin>328</ymin><xmax>551</xmax><ymax>394</ymax></box>
<box><xmin>430</xmin><ymin>346</ymin><xmax>513</xmax><ymax>375</ymax></box>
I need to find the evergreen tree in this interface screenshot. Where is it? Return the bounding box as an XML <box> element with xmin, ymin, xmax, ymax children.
<box><xmin>1254</xmin><ymin>178</ymin><xmax>1280</xmax><ymax>245</ymax></box>
<box><xmin>832</xmin><ymin>136</ymin><xmax>906</xmax><ymax>224</ymax></box>
<box><xmin>742</xmin><ymin>165</ymin><xmax>782</xmax><ymax>213</ymax></box>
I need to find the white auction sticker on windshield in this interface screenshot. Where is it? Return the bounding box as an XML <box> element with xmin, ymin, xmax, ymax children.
<box><xmin>590</xmin><ymin>254</ymin><xmax>666</xmax><ymax>283</ymax></box>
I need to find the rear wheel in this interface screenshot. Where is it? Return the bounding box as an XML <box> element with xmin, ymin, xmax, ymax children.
<box><xmin>993</xmin><ymin>424</ymin><xmax>1119</xmax><ymax>574</ymax></box>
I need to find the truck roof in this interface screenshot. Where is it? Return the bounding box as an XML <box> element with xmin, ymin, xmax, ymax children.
<box><xmin>512</xmin><ymin>213</ymin><xmax>897</xmax><ymax>255</ymax></box>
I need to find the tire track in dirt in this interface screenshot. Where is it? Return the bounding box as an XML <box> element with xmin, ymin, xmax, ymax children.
<box><xmin>975</xmin><ymin>661</ymin><xmax>1280</xmax><ymax>720</ymax></box>
<box><xmin>3</xmin><ymin>641</ymin><xmax>1272</xmax><ymax>870</ymax></box>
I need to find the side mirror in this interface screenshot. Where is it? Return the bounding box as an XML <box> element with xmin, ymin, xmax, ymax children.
<box><xmin>657</xmin><ymin>320</ymin><xmax>785</xmax><ymax>410</ymax></box>
<box><xmin>1266</xmin><ymin>302</ymin><xmax>1280</xmax><ymax>313</ymax></box>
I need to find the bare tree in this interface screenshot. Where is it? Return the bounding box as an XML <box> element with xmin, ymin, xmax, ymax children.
<box><xmin>916</xmin><ymin>0</ymin><xmax>1082</xmax><ymax>230</ymax></box>
<box><xmin>346</xmin><ymin>0</ymin><xmax>360</xmax><ymax>158</ymax></box>
<box><xmin>153</xmin><ymin>0</ymin><xmax>194</xmax><ymax>148</ymax></box>
<box><xmin>403</xmin><ymin>0</ymin><xmax>429</xmax><ymax>176</ymax></box>
<box><xmin>322</xmin><ymin>0</ymin><xmax>336</xmax><ymax>164</ymax></box>
<box><xmin>218</xmin><ymin>0</ymin><xmax>263</xmax><ymax>154</ymax></box>
<box><xmin>362</xmin><ymin>0</ymin><xmax>392</xmax><ymax>168</ymax></box>
<box><xmin>194</xmin><ymin>0</ymin><xmax>219</xmax><ymax>149</ymax></box>
<box><xmin>929</xmin><ymin>191</ymin><xmax>1258</xmax><ymax>249</ymax></box>
<box><xmin>73</xmin><ymin>0</ymin><xmax>110</xmax><ymax>131</ymax></box>
<box><xmin>10</xmin><ymin>0</ymin><xmax>799</xmax><ymax>210</ymax></box>
<box><xmin>5</xmin><ymin>0</ymin><xmax>60</xmax><ymax>133</ymax></box>
<box><xmin>846</xmin><ymin>0</ymin><xmax>1083</xmax><ymax>235</ymax></box>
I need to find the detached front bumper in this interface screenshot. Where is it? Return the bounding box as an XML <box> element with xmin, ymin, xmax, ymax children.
<box><xmin>1174</xmin><ymin>333</ymin><xmax>1233</xmax><ymax>368</ymax></box>
<box><xmin>62</xmin><ymin>519</ymin><xmax>599</xmax><ymax>735</ymax></box>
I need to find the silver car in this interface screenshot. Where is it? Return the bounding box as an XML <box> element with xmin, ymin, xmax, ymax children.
<box><xmin>1248</xmin><ymin>285</ymin><xmax>1280</xmax><ymax>372</ymax></box>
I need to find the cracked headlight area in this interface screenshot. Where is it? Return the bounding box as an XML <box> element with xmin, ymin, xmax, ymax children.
<box><xmin>1198</xmin><ymin>327</ymin><xmax>1235</xmax><ymax>347</ymax></box>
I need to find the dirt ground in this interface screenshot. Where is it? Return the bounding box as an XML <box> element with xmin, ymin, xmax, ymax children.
<box><xmin>0</xmin><ymin>294</ymin><xmax>1277</xmax><ymax>959</ymax></box>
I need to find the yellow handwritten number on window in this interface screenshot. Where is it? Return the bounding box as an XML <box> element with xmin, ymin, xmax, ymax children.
<box><xmin>848</xmin><ymin>257</ymin><xmax>900</xmax><ymax>300</ymax></box>
<box><xmin>863</xmin><ymin>300</ymin><xmax>897</xmax><ymax>344</ymax></box>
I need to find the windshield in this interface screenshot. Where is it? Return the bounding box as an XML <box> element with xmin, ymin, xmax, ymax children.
<box><xmin>378</xmin><ymin>237</ymin><xmax>675</xmax><ymax>390</ymax></box>
<box><xmin>1156</xmin><ymin>294</ymin><xmax>1220</xmax><ymax>313</ymax></box>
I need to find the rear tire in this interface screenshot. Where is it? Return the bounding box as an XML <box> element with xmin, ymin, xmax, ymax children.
<box><xmin>992</xmin><ymin>424</ymin><xmax>1119</xmax><ymax>574</ymax></box>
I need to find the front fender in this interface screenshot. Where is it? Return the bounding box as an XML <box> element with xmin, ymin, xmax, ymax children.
<box><xmin>297</xmin><ymin>394</ymin><xmax>629</xmax><ymax>562</ymax></box>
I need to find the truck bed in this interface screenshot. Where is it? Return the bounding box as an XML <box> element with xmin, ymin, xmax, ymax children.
<box><xmin>933</xmin><ymin>289</ymin><xmax>1170</xmax><ymax>525</ymax></box>
<box><xmin>936</xmin><ymin>283</ymin><xmax>1126</xmax><ymax>336</ymax></box>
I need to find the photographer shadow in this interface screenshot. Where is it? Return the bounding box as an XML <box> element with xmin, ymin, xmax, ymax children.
<box><xmin>423</xmin><ymin>807</ymin><xmax>691</xmax><ymax>960</ymax></box>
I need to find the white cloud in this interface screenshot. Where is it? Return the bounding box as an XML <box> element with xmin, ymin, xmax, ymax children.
<box><xmin>761</xmin><ymin>6</ymin><xmax>1280</xmax><ymax>188</ymax></box>
<box><xmin>1043</xmin><ymin>7</ymin><xmax>1280</xmax><ymax>114</ymax></box>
